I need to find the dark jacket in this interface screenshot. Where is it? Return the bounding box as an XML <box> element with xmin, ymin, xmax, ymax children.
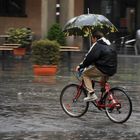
<box><xmin>79</xmin><ymin>38</ymin><xmax>117</xmax><ymax>76</ymax></box>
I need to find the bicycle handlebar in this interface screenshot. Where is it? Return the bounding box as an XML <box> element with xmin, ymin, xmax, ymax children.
<box><xmin>72</xmin><ymin>68</ymin><xmax>84</xmax><ymax>81</ymax></box>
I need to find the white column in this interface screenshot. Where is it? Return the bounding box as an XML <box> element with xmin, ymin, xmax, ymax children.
<box><xmin>66</xmin><ymin>0</ymin><xmax>83</xmax><ymax>48</ymax></box>
<box><xmin>41</xmin><ymin>0</ymin><xmax>48</xmax><ymax>38</ymax></box>
<box><xmin>66</xmin><ymin>0</ymin><xmax>75</xmax><ymax>46</ymax></box>
<box><xmin>68</xmin><ymin>0</ymin><xmax>74</xmax><ymax>19</ymax></box>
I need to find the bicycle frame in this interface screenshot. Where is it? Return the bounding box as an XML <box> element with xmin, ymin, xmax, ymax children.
<box><xmin>73</xmin><ymin>79</ymin><xmax>119</xmax><ymax>110</ymax></box>
<box><xmin>60</xmin><ymin>71</ymin><xmax>132</xmax><ymax>123</ymax></box>
<box><xmin>73</xmin><ymin>80</ymin><xmax>85</xmax><ymax>101</ymax></box>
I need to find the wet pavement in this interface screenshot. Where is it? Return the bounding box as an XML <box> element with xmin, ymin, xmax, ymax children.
<box><xmin>0</xmin><ymin>53</ymin><xmax>140</xmax><ymax>140</ymax></box>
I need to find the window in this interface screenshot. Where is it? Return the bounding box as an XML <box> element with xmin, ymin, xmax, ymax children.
<box><xmin>0</xmin><ymin>0</ymin><xmax>26</xmax><ymax>17</ymax></box>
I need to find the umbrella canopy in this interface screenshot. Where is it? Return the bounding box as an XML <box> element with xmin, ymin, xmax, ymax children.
<box><xmin>63</xmin><ymin>14</ymin><xmax>118</xmax><ymax>37</ymax></box>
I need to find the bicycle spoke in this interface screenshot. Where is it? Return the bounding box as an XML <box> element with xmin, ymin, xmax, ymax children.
<box><xmin>60</xmin><ymin>84</ymin><xmax>89</xmax><ymax>117</ymax></box>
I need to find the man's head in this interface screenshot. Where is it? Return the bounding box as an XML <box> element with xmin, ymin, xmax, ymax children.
<box><xmin>91</xmin><ymin>31</ymin><xmax>104</xmax><ymax>43</ymax></box>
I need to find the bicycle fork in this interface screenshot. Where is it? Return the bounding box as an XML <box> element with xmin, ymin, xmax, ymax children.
<box><xmin>73</xmin><ymin>84</ymin><xmax>84</xmax><ymax>102</ymax></box>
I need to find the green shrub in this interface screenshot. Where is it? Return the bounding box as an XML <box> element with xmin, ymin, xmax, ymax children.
<box><xmin>6</xmin><ymin>27</ymin><xmax>33</xmax><ymax>48</ymax></box>
<box><xmin>31</xmin><ymin>39</ymin><xmax>60</xmax><ymax>65</ymax></box>
<box><xmin>47</xmin><ymin>23</ymin><xmax>66</xmax><ymax>45</ymax></box>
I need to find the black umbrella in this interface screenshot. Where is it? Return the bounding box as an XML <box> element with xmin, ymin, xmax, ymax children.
<box><xmin>63</xmin><ymin>14</ymin><xmax>118</xmax><ymax>37</ymax></box>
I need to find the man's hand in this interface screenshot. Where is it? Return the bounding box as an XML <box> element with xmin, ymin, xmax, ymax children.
<box><xmin>76</xmin><ymin>65</ymin><xmax>80</xmax><ymax>72</ymax></box>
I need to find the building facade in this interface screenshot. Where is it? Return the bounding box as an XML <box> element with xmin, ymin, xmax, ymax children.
<box><xmin>0</xmin><ymin>0</ymin><xmax>140</xmax><ymax>42</ymax></box>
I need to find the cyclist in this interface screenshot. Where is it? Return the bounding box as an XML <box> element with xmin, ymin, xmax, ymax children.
<box><xmin>76</xmin><ymin>31</ymin><xmax>117</xmax><ymax>102</ymax></box>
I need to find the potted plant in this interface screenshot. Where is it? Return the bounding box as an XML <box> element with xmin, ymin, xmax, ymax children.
<box><xmin>47</xmin><ymin>23</ymin><xmax>66</xmax><ymax>46</ymax></box>
<box><xmin>31</xmin><ymin>39</ymin><xmax>60</xmax><ymax>76</ymax></box>
<box><xmin>6</xmin><ymin>27</ymin><xmax>33</xmax><ymax>56</ymax></box>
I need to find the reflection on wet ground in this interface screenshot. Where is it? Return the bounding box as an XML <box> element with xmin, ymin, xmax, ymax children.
<box><xmin>0</xmin><ymin>54</ymin><xmax>140</xmax><ymax>139</ymax></box>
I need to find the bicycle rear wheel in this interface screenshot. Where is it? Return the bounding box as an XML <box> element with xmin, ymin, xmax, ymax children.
<box><xmin>60</xmin><ymin>84</ymin><xmax>89</xmax><ymax>117</ymax></box>
<box><xmin>105</xmin><ymin>87</ymin><xmax>132</xmax><ymax>123</ymax></box>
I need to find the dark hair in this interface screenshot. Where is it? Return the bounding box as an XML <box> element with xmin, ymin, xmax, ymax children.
<box><xmin>92</xmin><ymin>31</ymin><xmax>104</xmax><ymax>39</ymax></box>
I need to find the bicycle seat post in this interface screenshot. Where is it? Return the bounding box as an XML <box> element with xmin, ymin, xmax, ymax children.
<box><xmin>105</xmin><ymin>82</ymin><xmax>110</xmax><ymax>92</ymax></box>
<box><xmin>99</xmin><ymin>82</ymin><xmax>110</xmax><ymax>99</ymax></box>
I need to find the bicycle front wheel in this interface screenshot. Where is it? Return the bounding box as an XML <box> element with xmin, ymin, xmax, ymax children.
<box><xmin>105</xmin><ymin>87</ymin><xmax>132</xmax><ymax>123</ymax></box>
<box><xmin>60</xmin><ymin>84</ymin><xmax>89</xmax><ymax>117</ymax></box>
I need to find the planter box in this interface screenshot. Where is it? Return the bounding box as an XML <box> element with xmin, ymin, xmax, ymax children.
<box><xmin>13</xmin><ymin>48</ymin><xmax>26</xmax><ymax>56</ymax></box>
<box><xmin>33</xmin><ymin>65</ymin><xmax>57</xmax><ymax>76</ymax></box>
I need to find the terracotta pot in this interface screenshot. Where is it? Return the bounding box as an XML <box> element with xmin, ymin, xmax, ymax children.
<box><xmin>13</xmin><ymin>48</ymin><xmax>26</xmax><ymax>56</ymax></box>
<box><xmin>33</xmin><ymin>65</ymin><xmax>57</xmax><ymax>76</ymax></box>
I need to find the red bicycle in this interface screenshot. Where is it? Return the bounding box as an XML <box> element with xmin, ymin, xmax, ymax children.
<box><xmin>60</xmin><ymin>71</ymin><xmax>132</xmax><ymax>123</ymax></box>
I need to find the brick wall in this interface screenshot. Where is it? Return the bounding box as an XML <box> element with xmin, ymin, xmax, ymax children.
<box><xmin>0</xmin><ymin>0</ymin><xmax>41</xmax><ymax>39</ymax></box>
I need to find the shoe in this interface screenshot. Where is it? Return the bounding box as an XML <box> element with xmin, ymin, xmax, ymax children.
<box><xmin>84</xmin><ymin>93</ymin><xmax>98</xmax><ymax>102</ymax></box>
